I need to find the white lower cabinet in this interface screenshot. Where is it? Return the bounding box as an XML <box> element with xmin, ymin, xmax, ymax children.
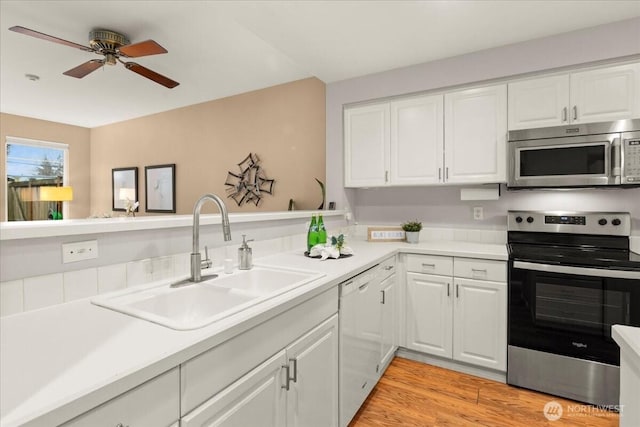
<box><xmin>62</xmin><ymin>368</ymin><xmax>180</xmax><ymax>427</ymax></box>
<box><xmin>182</xmin><ymin>315</ymin><xmax>339</xmax><ymax>427</ymax></box>
<box><xmin>405</xmin><ymin>255</ymin><xmax>507</xmax><ymax>372</ymax></box>
<box><xmin>181</xmin><ymin>351</ymin><xmax>287</xmax><ymax>427</ymax></box>
<box><xmin>453</xmin><ymin>278</ymin><xmax>507</xmax><ymax>370</ymax></box>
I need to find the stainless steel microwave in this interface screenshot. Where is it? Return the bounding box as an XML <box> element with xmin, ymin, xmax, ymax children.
<box><xmin>508</xmin><ymin>119</ymin><xmax>640</xmax><ymax>189</ymax></box>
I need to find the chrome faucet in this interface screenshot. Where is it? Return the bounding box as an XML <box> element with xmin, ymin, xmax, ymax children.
<box><xmin>190</xmin><ymin>193</ymin><xmax>232</xmax><ymax>282</ymax></box>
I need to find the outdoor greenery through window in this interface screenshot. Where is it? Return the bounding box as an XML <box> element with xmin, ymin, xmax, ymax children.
<box><xmin>6</xmin><ymin>137</ymin><xmax>69</xmax><ymax>221</ymax></box>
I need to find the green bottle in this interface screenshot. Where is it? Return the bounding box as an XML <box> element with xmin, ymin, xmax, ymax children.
<box><xmin>317</xmin><ymin>214</ymin><xmax>327</xmax><ymax>244</ymax></box>
<box><xmin>307</xmin><ymin>215</ymin><xmax>319</xmax><ymax>251</ymax></box>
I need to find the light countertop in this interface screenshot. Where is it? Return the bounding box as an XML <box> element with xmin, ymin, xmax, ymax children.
<box><xmin>613</xmin><ymin>325</ymin><xmax>640</xmax><ymax>363</ymax></box>
<box><xmin>0</xmin><ymin>239</ymin><xmax>507</xmax><ymax>427</ymax></box>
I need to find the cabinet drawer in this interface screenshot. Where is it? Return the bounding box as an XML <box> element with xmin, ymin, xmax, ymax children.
<box><xmin>62</xmin><ymin>368</ymin><xmax>179</xmax><ymax>427</ymax></box>
<box><xmin>405</xmin><ymin>254</ymin><xmax>453</xmax><ymax>276</ymax></box>
<box><xmin>379</xmin><ymin>256</ymin><xmax>397</xmax><ymax>280</ymax></box>
<box><xmin>454</xmin><ymin>258</ymin><xmax>506</xmax><ymax>282</ymax></box>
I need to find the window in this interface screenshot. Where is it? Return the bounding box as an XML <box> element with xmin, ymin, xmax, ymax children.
<box><xmin>5</xmin><ymin>137</ymin><xmax>69</xmax><ymax>221</ymax></box>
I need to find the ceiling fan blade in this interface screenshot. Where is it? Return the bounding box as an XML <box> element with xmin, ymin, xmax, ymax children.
<box><xmin>63</xmin><ymin>60</ymin><xmax>104</xmax><ymax>78</ymax></box>
<box><xmin>9</xmin><ymin>25</ymin><xmax>92</xmax><ymax>52</ymax></box>
<box><xmin>119</xmin><ymin>40</ymin><xmax>167</xmax><ymax>58</ymax></box>
<box><xmin>124</xmin><ymin>62</ymin><xmax>179</xmax><ymax>89</ymax></box>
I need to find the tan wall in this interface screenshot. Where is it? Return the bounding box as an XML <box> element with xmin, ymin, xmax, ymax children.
<box><xmin>0</xmin><ymin>113</ymin><xmax>91</xmax><ymax>221</ymax></box>
<box><xmin>90</xmin><ymin>77</ymin><xmax>326</xmax><ymax>215</ymax></box>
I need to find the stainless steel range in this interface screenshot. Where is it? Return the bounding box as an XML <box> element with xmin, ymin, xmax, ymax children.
<box><xmin>507</xmin><ymin>210</ymin><xmax>640</xmax><ymax>406</ymax></box>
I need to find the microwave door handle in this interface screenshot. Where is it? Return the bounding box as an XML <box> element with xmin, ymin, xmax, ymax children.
<box><xmin>612</xmin><ymin>137</ymin><xmax>621</xmax><ymax>183</ymax></box>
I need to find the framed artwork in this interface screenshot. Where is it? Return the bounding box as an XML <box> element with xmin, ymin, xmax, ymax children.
<box><xmin>145</xmin><ymin>164</ymin><xmax>176</xmax><ymax>213</ymax></box>
<box><xmin>112</xmin><ymin>167</ymin><xmax>138</xmax><ymax>212</ymax></box>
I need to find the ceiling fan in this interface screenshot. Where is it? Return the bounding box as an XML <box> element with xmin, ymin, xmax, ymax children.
<box><xmin>9</xmin><ymin>26</ymin><xmax>179</xmax><ymax>89</ymax></box>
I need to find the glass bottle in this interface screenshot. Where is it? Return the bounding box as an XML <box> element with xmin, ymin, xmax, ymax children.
<box><xmin>307</xmin><ymin>214</ymin><xmax>319</xmax><ymax>251</ymax></box>
<box><xmin>317</xmin><ymin>214</ymin><xmax>327</xmax><ymax>244</ymax></box>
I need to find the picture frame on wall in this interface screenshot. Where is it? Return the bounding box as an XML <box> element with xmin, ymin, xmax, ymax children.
<box><xmin>112</xmin><ymin>167</ymin><xmax>138</xmax><ymax>212</ymax></box>
<box><xmin>145</xmin><ymin>164</ymin><xmax>176</xmax><ymax>213</ymax></box>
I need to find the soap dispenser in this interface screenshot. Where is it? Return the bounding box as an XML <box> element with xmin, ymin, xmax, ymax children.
<box><xmin>238</xmin><ymin>235</ymin><xmax>254</xmax><ymax>270</ymax></box>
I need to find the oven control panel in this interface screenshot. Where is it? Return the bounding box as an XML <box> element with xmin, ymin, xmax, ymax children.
<box><xmin>508</xmin><ymin>211</ymin><xmax>631</xmax><ymax>236</ymax></box>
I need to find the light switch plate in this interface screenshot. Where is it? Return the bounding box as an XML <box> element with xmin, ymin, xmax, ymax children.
<box><xmin>473</xmin><ymin>207</ymin><xmax>484</xmax><ymax>220</ymax></box>
<box><xmin>62</xmin><ymin>240</ymin><xmax>98</xmax><ymax>263</ymax></box>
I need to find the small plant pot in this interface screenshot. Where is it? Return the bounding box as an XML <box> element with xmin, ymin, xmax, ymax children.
<box><xmin>405</xmin><ymin>231</ymin><xmax>420</xmax><ymax>244</ymax></box>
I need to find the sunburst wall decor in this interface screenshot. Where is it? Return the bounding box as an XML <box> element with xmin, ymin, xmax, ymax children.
<box><xmin>224</xmin><ymin>153</ymin><xmax>275</xmax><ymax>207</ymax></box>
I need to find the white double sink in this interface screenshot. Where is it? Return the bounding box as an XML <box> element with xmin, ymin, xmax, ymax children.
<box><xmin>92</xmin><ymin>265</ymin><xmax>325</xmax><ymax>330</ymax></box>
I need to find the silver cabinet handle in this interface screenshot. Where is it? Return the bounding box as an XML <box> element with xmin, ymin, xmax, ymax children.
<box><xmin>358</xmin><ymin>283</ymin><xmax>369</xmax><ymax>291</ymax></box>
<box><xmin>562</xmin><ymin>107</ymin><xmax>568</xmax><ymax>122</ymax></box>
<box><xmin>282</xmin><ymin>364</ymin><xmax>291</xmax><ymax>390</ymax></box>
<box><xmin>456</xmin><ymin>284</ymin><xmax>459</xmax><ymax>298</ymax></box>
<box><xmin>381</xmin><ymin>290</ymin><xmax>386</xmax><ymax>304</ymax></box>
<box><xmin>384</xmin><ymin>265</ymin><xmax>394</xmax><ymax>271</ymax></box>
<box><xmin>385</xmin><ymin>170</ymin><xmax>389</xmax><ymax>182</ymax></box>
<box><xmin>116</xmin><ymin>424</ymin><xmax>129</xmax><ymax>427</ymax></box>
<box><xmin>447</xmin><ymin>283</ymin><xmax>450</xmax><ymax>297</ymax></box>
<box><xmin>471</xmin><ymin>268</ymin><xmax>487</xmax><ymax>274</ymax></box>
<box><xmin>422</xmin><ymin>263</ymin><xmax>436</xmax><ymax>268</ymax></box>
<box><xmin>438</xmin><ymin>167</ymin><xmax>442</xmax><ymax>181</ymax></box>
<box><xmin>573</xmin><ymin>105</ymin><xmax>578</xmax><ymax>120</ymax></box>
<box><xmin>445</xmin><ymin>167</ymin><xmax>449</xmax><ymax>181</ymax></box>
<box><xmin>289</xmin><ymin>358</ymin><xmax>298</xmax><ymax>383</ymax></box>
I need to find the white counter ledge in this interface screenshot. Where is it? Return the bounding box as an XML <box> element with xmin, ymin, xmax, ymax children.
<box><xmin>1</xmin><ymin>239</ymin><xmax>507</xmax><ymax>427</ymax></box>
<box><xmin>612</xmin><ymin>325</ymin><xmax>640</xmax><ymax>427</ymax></box>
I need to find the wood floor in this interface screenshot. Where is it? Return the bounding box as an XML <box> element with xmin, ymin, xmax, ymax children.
<box><xmin>349</xmin><ymin>357</ymin><xmax>619</xmax><ymax>427</ymax></box>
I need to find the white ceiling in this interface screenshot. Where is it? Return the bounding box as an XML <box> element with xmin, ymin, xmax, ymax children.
<box><xmin>1</xmin><ymin>1</ymin><xmax>639</xmax><ymax>128</ymax></box>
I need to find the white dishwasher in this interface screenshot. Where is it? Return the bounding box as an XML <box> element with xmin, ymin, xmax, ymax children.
<box><xmin>339</xmin><ymin>265</ymin><xmax>382</xmax><ymax>427</ymax></box>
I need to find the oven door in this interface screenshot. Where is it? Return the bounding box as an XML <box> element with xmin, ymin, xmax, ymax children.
<box><xmin>509</xmin><ymin>261</ymin><xmax>640</xmax><ymax>365</ymax></box>
<box><xmin>508</xmin><ymin>134</ymin><xmax>618</xmax><ymax>188</ymax></box>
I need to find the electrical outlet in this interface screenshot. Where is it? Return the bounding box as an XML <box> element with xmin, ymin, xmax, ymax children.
<box><xmin>345</xmin><ymin>212</ymin><xmax>352</xmax><ymax>221</ymax></box>
<box><xmin>62</xmin><ymin>240</ymin><xmax>98</xmax><ymax>263</ymax></box>
<box><xmin>473</xmin><ymin>206</ymin><xmax>484</xmax><ymax>221</ymax></box>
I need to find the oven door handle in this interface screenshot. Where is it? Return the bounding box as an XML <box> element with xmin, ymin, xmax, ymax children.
<box><xmin>513</xmin><ymin>261</ymin><xmax>640</xmax><ymax>280</ymax></box>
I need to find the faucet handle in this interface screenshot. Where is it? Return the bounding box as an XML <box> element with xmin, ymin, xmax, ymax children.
<box><xmin>201</xmin><ymin>245</ymin><xmax>213</xmax><ymax>270</ymax></box>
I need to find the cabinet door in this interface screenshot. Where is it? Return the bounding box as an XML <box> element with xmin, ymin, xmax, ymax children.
<box><xmin>453</xmin><ymin>278</ymin><xmax>507</xmax><ymax>371</ymax></box>
<box><xmin>181</xmin><ymin>351</ymin><xmax>286</xmax><ymax>427</ymax></box>
<box><xmin>570</xmin><ymin>63</ymin><xmax>640</xmax><ymax>124</ymax></box>
<box><xmin>406</xmin><ymin>272</ymin><xmax>452</xmax><ymax>358</ymax></box>
<box><xmin>62</xmin><ymin>368</ymin><xmax>179</xmax><ymax>427</ymax></box>
<box><xmin>390</xmin><ymin>94</ymin><xmax>444</xmax><ymax>185</ymax></box>
<box><xmin>344</xmin><ymin>103</ymin><xmax>390</xmax><ymax>187</ymax></box>
<box><xmin>379</xmin><ymin>272</ymin><xmax>397</xmax><ymax>371</ymax></box>
<box><xmin>508</xmin><ymin>75</ymin><xmax>570</xmax><ymax>130</ymax></box>
<box><xmin>444</xmin><ymin>85</ymin><xmax>507</xmax><ymax>184</ymax></box>
<box><xmin>286</xmin><ymin>314</ymin><xmax>339</xmax><ymax>427</ymax></box>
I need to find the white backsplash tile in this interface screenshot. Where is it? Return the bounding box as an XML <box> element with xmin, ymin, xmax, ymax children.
<box><xmin>152</xmin><ymin>256</ymin><xmax>174</xmax><ymax>281</ymax></box>
<box><xmin>1</xmin><ymin>280</ymin><xmax>24</xmax><ymax>317</ymax></box>
<box><xmin>453</xmin><ymin>229</ymin><xmax>468</xmax><ymax>241</ymax></box>
<box><xmin>63</xmin><ymin>269</ymin><xmax>98</xmax><ymax>302</ymax></box>
<box><xmin>173</xmin><ymin>253</ymin><xmax>190</xmax><ymax>277</ymax></box>
<box><xmin>23</xmin><ymin>273</ymin><xmax>63</xmax><ymax>311</ymax></box>
<box><xmin>97</xmin><ymin>264</ymin><xmax>127</xmax><ymax>294</ymax></box>
<box><xmin>126</xmin><ymin>259</ymin><xmax>153</xmax><ymax>287</ymax></box>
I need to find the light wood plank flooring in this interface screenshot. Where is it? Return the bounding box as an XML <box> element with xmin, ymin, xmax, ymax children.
<box><xmin>350</xmin><ymin>357</ymin><xmax>619</xmax><ymax>427</ymax></box>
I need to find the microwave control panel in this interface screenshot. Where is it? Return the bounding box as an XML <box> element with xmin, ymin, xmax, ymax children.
<box><xmin>623</xmin><ymin>139</ymin><xmax>640</xmax><ymax>183</ymax></box>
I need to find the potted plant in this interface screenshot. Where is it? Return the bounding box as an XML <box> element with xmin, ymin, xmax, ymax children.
<box><xmin>401</xmin><ymin>220</ymin><xmax>422</xmax><ymax>244</ymax></box>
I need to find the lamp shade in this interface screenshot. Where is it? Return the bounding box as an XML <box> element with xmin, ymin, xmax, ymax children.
<box><xmin>40</xmin><ymin>186</ymin><xmax>74</xmax><ymax>202</ymax></box>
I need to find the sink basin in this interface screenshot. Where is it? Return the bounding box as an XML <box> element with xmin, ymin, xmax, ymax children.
<box><xmin>91</xmin><ymin>265</ymin><xmax>325</xmax><ymax>330</ymax></box>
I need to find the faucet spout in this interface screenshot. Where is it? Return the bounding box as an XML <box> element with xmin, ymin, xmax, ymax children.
<box><xmin>191</xmin><ymin>193</ymin><xmax>232</xmax><ymax>282</ymax></box>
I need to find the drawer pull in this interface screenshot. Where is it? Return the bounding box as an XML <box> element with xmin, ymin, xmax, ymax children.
<box><xmin>381</xmin><ymin>290</ymin><xmax>386</xmax><ymax>304</ymax></box>
<box><xmin>116</xmin><ymin>424</ymin><xmax>130</xmax><ymax>427</ymax></box>
<box><xmin>447</xmin><ymin>283</ymin><xmax>450</xmax><ymax>297</ymax></box>
<box><xmin>359</xmin><ymin>283</ymin><xmax>369</xmax><ymax>291</ymax></box>
<box><xmin>422</xmin><ymin>263</ymin><xmax>436</xmax><ymax>268</ymax></box>
<box><xmin>456</xmin><ymin>284</ymin><xmax>459</xmax><ymax>298</ymax></box>
<box><xmin>384</xmin><ymin>265</ymin><xmax>394</xmax><ymax>271</ymax></box>
<box><xmin>472</xmin><ymin>268</ymin><xmax>487</xmax><ymax>274</ymax></box>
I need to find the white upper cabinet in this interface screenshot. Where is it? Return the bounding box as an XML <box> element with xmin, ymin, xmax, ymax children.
<box><xmin>508</xmin><ymin>75</ymin><xmax>570</xmax><ymax>129</ymax></box>
<box><xmin>344</xmin><ymin>103</ymin><xmax>390</xmax><ymax>187</ymax></box>
<box><xmin>390</xmin><ymin>95</ymin><xmax>444</xmax><ymax>185</ymax></box>
<box><xmin>444</xmin><ymin>84</ymin><xmax>507</xmax><ymax>184</ymax></box>
<box><xmin>571</xmin><ymin>63</ymin><xmax>640</xmax><ymax>124</ymax></box>
<box><xmin>508</xmin><ymin>62</ymin><xmax>640</xmax><ymax>130</ymax></box>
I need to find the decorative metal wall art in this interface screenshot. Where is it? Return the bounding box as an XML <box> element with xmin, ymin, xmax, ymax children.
<box><xmin>225</xmin><ymin>153</ymin><xmax>275</xmax><ymax>206</ymax></box>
